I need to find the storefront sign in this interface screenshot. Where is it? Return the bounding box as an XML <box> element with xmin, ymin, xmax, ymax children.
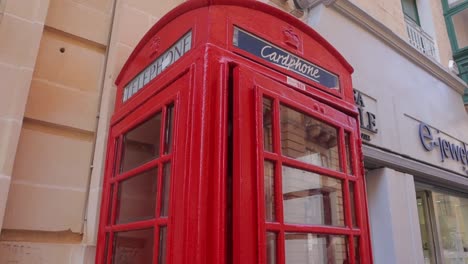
<box><xmin>123</xmin><ymin>31</ymin><xmax>192</xmax><ymax>102</ymax></box>
<box><xmin>419</xmin><ymin>123</ymin><xmax>468</xmax><ymax>175</ymax></box>
<box><xmin>233</xmin><ymin>27</ymin><xmax>339</xmax><ymax>90</ymax></box>
<box><xmin>354</xmin><ymin>90</ymin><xmax>377</xmax><ymax>141</ymax></box>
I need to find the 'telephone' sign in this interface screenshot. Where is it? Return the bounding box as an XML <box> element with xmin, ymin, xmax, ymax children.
<box><xmin>123</xmin><ymin>31</ymin><xmax>192</xmax><ymax>102</ymax></box>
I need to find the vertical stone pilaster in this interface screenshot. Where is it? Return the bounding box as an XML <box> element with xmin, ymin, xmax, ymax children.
<box><xmin>366</xmin><ymin>167</ymin><xmax>424</xmax><ymax>264</ymax></box>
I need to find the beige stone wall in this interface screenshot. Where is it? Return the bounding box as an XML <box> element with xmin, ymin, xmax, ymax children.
<box><xmin>430</xmin><ymin>0</ymin><xmax>453</xmax><ymax>67</ymax></box>
<box><xmin>349</xmin><ymin>0</ymin><xmax>407</xmax><ymax>38</ymax></box>
<box><xmin>0</xmin><ymin>0</ymin><xmax>49</xmax><ymax>232</ymax></box>
<box><xmin>0</xmin><ymin>0</ymin><xmax>113</xmax><ymax>242</ymax></box>
<box><xmin>348</xmin><ymin>0</ymin><xmax>454</xmax><ymax>67</ymax></box>
<box><xmin>83</xmin><ymin>0</ymin><xmax>186</xmax><ymax>247</ymax></box>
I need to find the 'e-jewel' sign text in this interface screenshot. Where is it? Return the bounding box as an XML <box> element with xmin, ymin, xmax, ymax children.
<box><xmin>419</xmin><ymin>123</ymin><xmax>468</xmax><ymax>175</ymax></box>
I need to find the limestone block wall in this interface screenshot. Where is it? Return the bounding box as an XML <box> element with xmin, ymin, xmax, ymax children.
<box><xmin>84</xmin><ymin>0</ymin><xmax>186</xmax><ymax>247</ymax></box>
<box><xmin>349</xmin><ymin>0</ymin><xmax>407</xmax><ymax>38</ymax></box>
<box><xmin>0</xmin><ymin>0</ymin><xmax>49</xmax><ymax>232</ymax></box>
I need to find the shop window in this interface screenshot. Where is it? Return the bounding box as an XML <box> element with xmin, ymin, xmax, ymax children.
<box><xmin>433</xmin><ymin>192</ymin><xmax>468</xmax><ymax>263</ymax></box>
<box><xmin>416</xmin><ymin>188</ymin><xmax>468</xmax><ymax>263</ymax></box>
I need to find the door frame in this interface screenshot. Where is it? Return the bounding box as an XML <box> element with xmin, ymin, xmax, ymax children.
<box><xmin>233</xmin><ymin>65</ymin><xmax>372</xmax><ymax>263</ymax></box>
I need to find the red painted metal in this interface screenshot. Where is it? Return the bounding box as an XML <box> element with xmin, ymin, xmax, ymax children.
<box><xmin>96</xmin><ymin>0</ymin><xmax>373</xmax><ymax>263</ymax></box>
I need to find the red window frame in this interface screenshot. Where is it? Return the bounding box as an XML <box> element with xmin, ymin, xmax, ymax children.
<box><xmin>234</xmin><ymin>66</ymin><xmax>370</xmax><ymax>264</ymax></box>
<box><xmin>98</xmin><ymin>76</ymin><xmax>188</xmax><ymax>264</ymax></box>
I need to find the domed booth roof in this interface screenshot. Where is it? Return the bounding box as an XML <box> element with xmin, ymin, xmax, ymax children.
<box><xmin>114</xmin><ymin>0</ymin><xmax>357</xmax><ymax>118</ymax></box>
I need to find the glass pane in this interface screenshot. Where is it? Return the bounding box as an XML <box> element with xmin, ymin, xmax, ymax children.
<box><xmin>282</xmin><ymin>166</ymin><xmax>344</xmax><ymax>226</ymax></box>
<box><xmin>349</xmin><ymin>182</ymin><xmax>357</xmax><ymax>228</ymax></box>
<box><xmin>280</xmin><ymin>104</ymin><xmax>341</xmax><ymax>171</ymax></box>
<box><xmin>160</xmin><ymin>163</ymin><xmax>171</xmax><ymax>217</ymax></box>
<box><xmin>121</xmin><ymin>113</ymin><xmax>162</xmax><ymax>173</ymax></box>
<box><xmin>284</xmin><ymin>233</ymin><xmax>348</xmax><ymax>264</ymax></box>
<box><xmin>159</xmin><ymin>226</ymin><xmax>168</xmax><ymax>264</ymax></box>
<box><xmin>263</xmin><ymin>97</ymin><xmax>274</xmax><ymax>152</ymax></box>
<box><xmin>452</xmin><ymin>9</ymin><xmax>468</xmax><ymax>49</ymax></box>
<box><xmin>164</xmin><ymin>104</ymin><xmax>174</xmax><ymax>154</ymax></box>
<box><xmin>354</xmin><ymin>236</ymin><xmax>360</xmax><ymax>264</ymax></box>
<box><xmin>432</xmin><ymin>192</ymin><xmax>468</xmax><ymax>263</ymax></box>
<box><xmin>402</xmin><ymin>0</ymin><xmax>419</xmax><ymax>24</ymax></box>
<box><xmin>448</xmin><ymin>0</ymin><xmax>467</xmax><ymax>8</ymax></box>
<box><xmin>108</xmin><ymin>184</ymin><xmax>115</xmax><ymax>225</ymax></box>
<box><xmin>417</xmin><ymin>194</ymin><xmax>435</xmax><ymax>264</ymax></box>
<box><xmin>117</xmin><ymin>168</ymin><xmax>157</xmax><ymax>224</ymax></box>
<box><xmin>265</xmin><ymin>161</ymin><xmax>276</xmax><ymax>222</ymax></box>
<box><xmin>345</xmin><ymin>133</ymin><xmax>353</xmax><ymax>175</ymax></box>
<box><xmin>266</xmin><ymin>232</ymin><xmax>277</xmax><ymax>264</ymax></box>
<box><xmin>113</xmin><ymin>229</ymin><xmax>154</xmax><ymax>264</ymax></box>
<box><xmin>104</xmin><ymin>233</ymin><xmax>110</xmax><ymax>263</ymax></box>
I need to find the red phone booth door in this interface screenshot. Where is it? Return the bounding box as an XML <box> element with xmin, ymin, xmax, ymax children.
<box><xmin>99</xmin><ymin>73</ymin><xmax>190</xmax><ymax>264</ymax></box>
<box><xmin>233</xmin><ymin>67</ymin><xmax>367</xmax><ymax>264</ymax></box>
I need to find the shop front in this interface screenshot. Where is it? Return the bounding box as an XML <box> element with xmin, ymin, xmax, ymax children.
<box><xmin>95</xmin><ymin>0</ymin><xmax>373</xmax><ymax>263</ymax></box>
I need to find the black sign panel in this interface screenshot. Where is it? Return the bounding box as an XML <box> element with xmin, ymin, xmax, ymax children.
<box><xmin>233</xmin><ymin>27</ymin><xmax>339</xmax><ymax>90</ymax></box>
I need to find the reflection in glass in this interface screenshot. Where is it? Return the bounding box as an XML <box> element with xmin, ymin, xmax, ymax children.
<box><xmin>159</xmin><ymin>226</ymin><xmax>168</xmax><ymax>264</ymax></box>
<box><xmin>349</xmin><ymin>182</ymin><xmax>357</xmax><ymax>228</ymax></box>
<box><xmin>108</xmin><ymin>185</ymin><xmax>115</xmax><ymax>224</ymax></box>
<box><xmin>448</xmin><ymin>0</ymin><xmax>466</xmax><ymax>8</ymax></box>
<box><xmin>354</xmin><ymin>236</ymin><xmax>360</xmax><ymax>264</ymax></box>
<box><xmin>264</xmin><ymin>161</ymin><xmax>276</xmax><ymax>222</ymax></box>
<box><xmin>417</xmin><ymin>194</ymin><xmax>435</xmax><ymax>264</ymax></box>
<box><xmin>104</xmin><ymin>233</ymin><xmax>110</xmax><ymax>264</ymax></box>
<box><xmin>285</xmin><ymin>233</ymin><xmax>348</xmax><ymax>264</ymax></box>
<box><xmin>433</xmin><ymin>192</ymin><xmax>468</xmax><ymax>263</ymax></box>
<box><xmin>452</xmin><ymin>9</ymin><xmax>468</xmax><ymax>49</ymax></box>
<box><xmin>121</xmin><ymin>113</ymin><xmax>162</xmax><ymax>173</ymax></box>
<box><xmin>164</xmin><ymin>104</ymin><xmax>174</xmax><ymax>154</ymax></box>
<box><xmin>263</xmin><ymin>98</ymin><xmax>274</xmax><ymax>152</ymax></box>
<box><xmin>117</xmin><ymin>168</ymin><xmax>157</xmax><ymax>224</ymax></box>
<box><xmin>113</xmin><ymin>229</ymin><xmax>154</xmax><ymax>264</ymax></box>
<box><xmin>161</xmin><ymin>163</ymin><xmax>171</xmax><ymax>217</ymax></box>
<box><xmin>402</xmin><ymin>0</ymin><xmax>419</xmax><ymax>24</ymax></box>
<box><xmin>282</xmin><ymin>166</ymin><xmax>344</xmax><ymax>226</ymax></box>
<box><xmin>345</xmin><ymin>133</ymin><xmax>353</xmax><ymax>175</ymax></box>
<box><xmin>280</xmin><ymin>104</ymin><xmax>341</xmax><ymax>171</ymax></box>
<box><xmin>266</xmin><ymin>232</ymin><xmax>277</xmax><ymax>264</ymax></box>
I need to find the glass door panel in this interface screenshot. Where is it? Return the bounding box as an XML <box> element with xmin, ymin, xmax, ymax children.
<box><xmin>416</xmin><ymin>191</ymin><xmax>436</xmax><ymax>264</ymax></box>
<box><xmin>432</xmin><ymin>192</ymin><xmax>468</xmax><ymax>263</ymax></box>
<box><xmin>235</xmin><ymin>67</ymin><xmax>368</xmax><ymax>264</ymax></box>
<box><xmin>99</xmin><ymin>74</ymin><xmax>189</xmax><ymax>264</ymax></box>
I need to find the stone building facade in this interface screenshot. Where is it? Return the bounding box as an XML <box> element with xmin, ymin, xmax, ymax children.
<box><xmin>0</xmin><ymin>0</ymin><xmax>467</xmax><ymax>263</ymax></box>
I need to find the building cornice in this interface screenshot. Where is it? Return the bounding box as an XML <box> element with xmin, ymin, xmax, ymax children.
<box><xmin>329</xmin><ymin>0</ymin><xmax>467</xmax><ymax>95</ymax></box>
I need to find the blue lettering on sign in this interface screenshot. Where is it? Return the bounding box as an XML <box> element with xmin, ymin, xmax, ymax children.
<box><xmin>419</xmin><ymin>123</ymin><xmax>468</xmax><ymax>175</ymax></box>
<box><xmin>233</xmin><ymin>27</ymin><xmax>339</xmax><ymax>90</ymax></box>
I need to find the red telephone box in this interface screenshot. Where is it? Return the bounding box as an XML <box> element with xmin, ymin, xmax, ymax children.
<box><xmin>96</xmin><ymin>0</ymin><xmax>373</xmax><ymax>263</ymax></box>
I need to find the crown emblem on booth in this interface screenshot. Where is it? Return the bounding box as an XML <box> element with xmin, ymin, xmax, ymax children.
<box><xmin>149</xmin><ymin>36</ymin><xmax>161</xmax><ymax>58</ymax></box>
